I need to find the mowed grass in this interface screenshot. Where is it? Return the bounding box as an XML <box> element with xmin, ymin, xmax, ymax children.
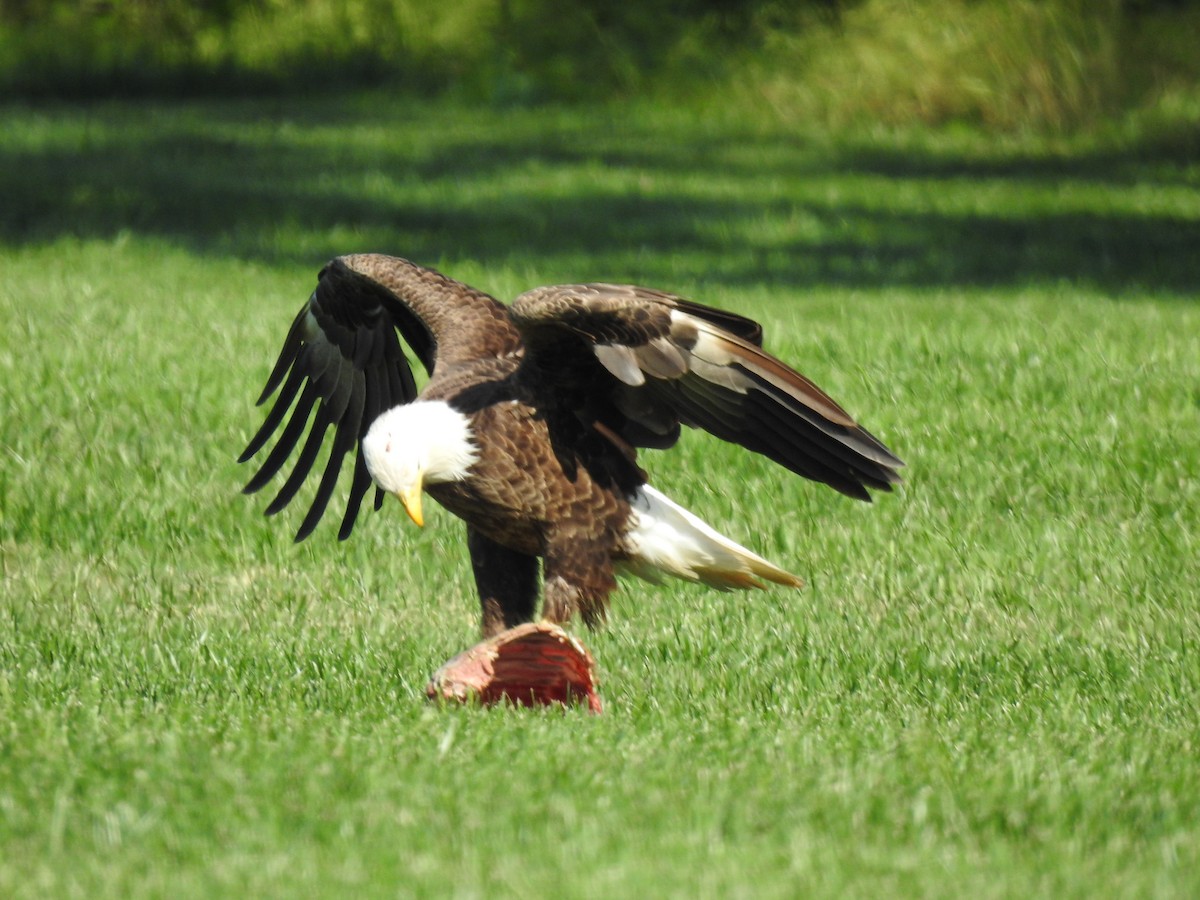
<box><xmin>1</xmin><ymin>94</ymin><xmax>1199</xmax><ymax>896</ymax></box>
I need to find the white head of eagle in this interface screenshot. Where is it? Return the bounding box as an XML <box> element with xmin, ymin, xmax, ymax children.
<box><xmin>361</xmin><ymin>401</ymin><xmax>478</xmax><ymax>527</ymax></box>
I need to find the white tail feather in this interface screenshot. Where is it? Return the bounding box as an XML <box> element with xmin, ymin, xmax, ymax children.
<box><xmin>620</xmin><ymin>486</ymin><xmax>803</xmax><ymax>591</ymax></box>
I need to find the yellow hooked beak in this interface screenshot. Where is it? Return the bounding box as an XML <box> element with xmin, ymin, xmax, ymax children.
<box><xmin>398</xmin><ymin>476</ymin><xmax>425</xmax><ymax>528</ymax></box>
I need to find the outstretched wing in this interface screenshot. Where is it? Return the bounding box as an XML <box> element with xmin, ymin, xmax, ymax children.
<box><xmin>510</xmin><ymin>284</ymin><xmax>902</xmax><ymax>500</ymax></box>
<box><xmin>239</xmin><ymin>255</ymin><xmax>517</xmax><ymax>541</ymax></box>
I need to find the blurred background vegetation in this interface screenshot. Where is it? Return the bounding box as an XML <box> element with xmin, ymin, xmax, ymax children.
<box><xmin>2</xmin><ymin>0</ymin><xmax>1198</xmax><ymax>134</ymax></box>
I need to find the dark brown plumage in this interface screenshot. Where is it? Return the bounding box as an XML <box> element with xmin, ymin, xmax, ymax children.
<box><xmin>241</xmin><ymin>254</ymin><xmax>902</xmax><ymax>636</ymax></box>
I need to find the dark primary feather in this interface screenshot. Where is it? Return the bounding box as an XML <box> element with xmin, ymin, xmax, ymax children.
<box><xmin>240</xmin><ymin>256</ymin><xmax>488</xmax><ymax>541</ymax></box>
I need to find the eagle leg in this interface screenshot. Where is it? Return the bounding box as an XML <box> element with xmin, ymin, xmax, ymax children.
<box><xmin>542</xmin><ymin>542</ymin><xmax>615</xmax><ymax>631</ymax></box>
<box><xmin>467</xmin><ymin>527</ymin><xmax>539</xmax><ymax>638</ymax></box>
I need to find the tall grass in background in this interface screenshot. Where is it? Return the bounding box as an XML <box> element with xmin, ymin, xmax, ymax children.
<box><xmin>742</xmin><ymin>0</ymin><xmax>1116</xmax><ymax>131</ymax></box>
<box><xmin>2</xmin><ymin>1</ymin><xmax>1199</xmax><ymax>133</ymax></box>
<box><xmin>0</xmin><ymin>0</ymin><xmax>499</xmax><ymax>97</ymax></box>
<box><xmin>737</xmin><ymin>0</ymin><xmax>1200</xmax><ymax>132</ymax></box>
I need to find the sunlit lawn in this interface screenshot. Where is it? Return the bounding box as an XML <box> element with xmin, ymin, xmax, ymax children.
<box><xmin>1</xmin><ymin>94</ymin><xmax>1198</xmax><ymax>897</ymax></box>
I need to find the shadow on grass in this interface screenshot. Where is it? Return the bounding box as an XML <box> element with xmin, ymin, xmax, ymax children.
<box><xmin>2</xmin><ymin>97</ymin><xmax>1197</xmax><ymax>295</ymax></box>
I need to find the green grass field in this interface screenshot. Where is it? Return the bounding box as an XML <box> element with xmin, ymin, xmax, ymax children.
<box><xmin>2</xmin><ymin>94</ymin><xmax>1199</xmax><ymax>897</ymax></box>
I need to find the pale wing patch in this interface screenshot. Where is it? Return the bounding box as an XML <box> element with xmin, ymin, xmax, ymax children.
<box><xmin>594</xmin><ymin>343</ymin><xmax>645</xmax><ymax>386</ymax></box>
<box><xmin>634</xmin><ymin>338</ymin><xmax>688</xmax><ymax>379</ymax></box>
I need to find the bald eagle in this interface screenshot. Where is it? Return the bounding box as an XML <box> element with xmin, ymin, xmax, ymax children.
<box><xmin>241</xmin><ymin>255</ymin><xmax>902</xmax><ymax>638</ymax></box>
